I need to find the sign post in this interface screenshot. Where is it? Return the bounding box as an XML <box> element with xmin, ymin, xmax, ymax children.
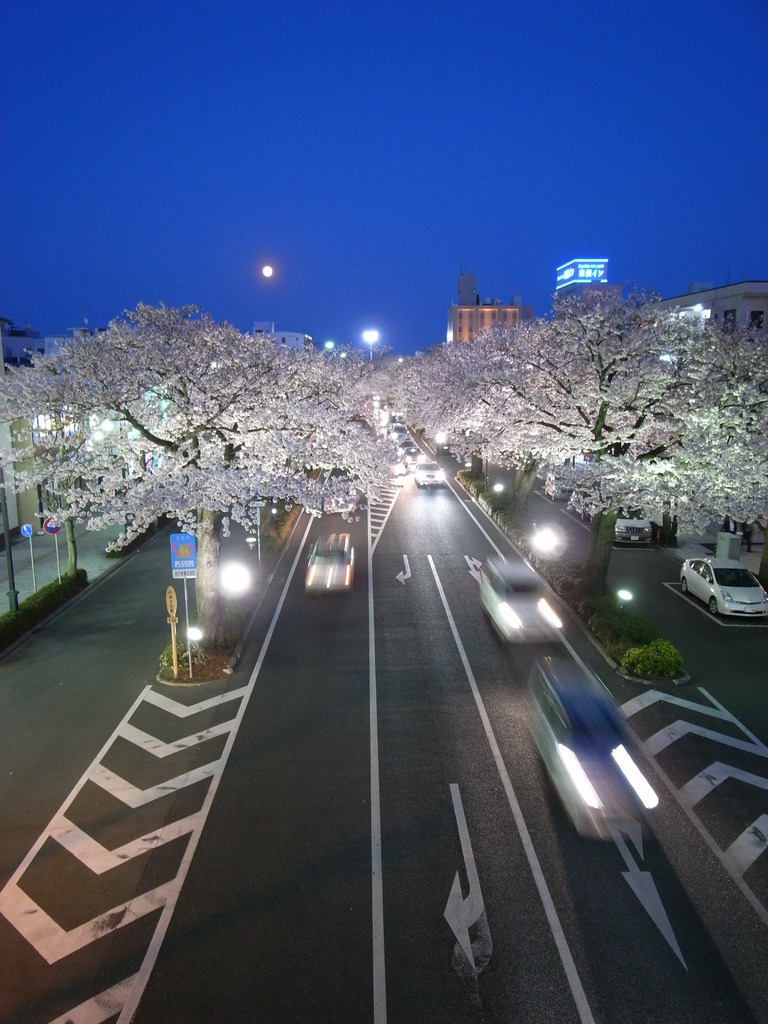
<box><xmin>170</xmin><ymin>533</ymin><xmax>197</xmax><ymax>679</ymax></box>
<box><xmin>43</xmin><ymin>517</ymin><xmax>62</xmax><ymax>583</ymax></box>
<box><xmin>165</xmin><ymin>585</ymin><xmax>178</xmax><ymax>680</ymax></box>
<box><xmin>20</xmin><ymin>524</ymin><xmax>36</xmax><ymax>593</ymax></box>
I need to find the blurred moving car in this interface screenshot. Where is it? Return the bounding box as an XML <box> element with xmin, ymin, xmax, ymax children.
<box><xmin>400</xmin><ymin>444</ymin><xmax>422</xmax><ymax>471</ymax></box>
<box><xmin>414</xmin><ymin>461</ymin><xmax>445</xmax><ymax>487</ymax></box>
<box><xmin>305</xmin><ymin>533</ymin><xmax>355</xmax><ymax>593</ymax></box>
<box><xmin>528</xmin><ymin>656</ymin><xmax>658</xmax><ymax>839</ymax></box>
<box><xmin>679</xmin><ymin>557</ymin><xmax>768</xmax><ymax>616</ymax></box>
<box><xmin>614</xmin><ymin>514</ymin><xmax>652</xmax><ymax>545</ymax></box>
<box><xmin>390</xmin><ymin>423</ymin><xmax>409</xmax><ymax>444</ymax></box>
<box><xmin>479</xmin><ymin>556</ymin><xmax>562</xmax><ymax>642</ymax></box>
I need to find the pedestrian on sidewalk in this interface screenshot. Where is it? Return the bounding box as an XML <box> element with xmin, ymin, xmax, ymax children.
<box><xmin>741</xmin><ymin>521</ymin><xmax>753</xmax><ymax>552</ymax></box>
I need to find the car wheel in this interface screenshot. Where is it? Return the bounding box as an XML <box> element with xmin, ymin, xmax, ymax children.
<box><xmin>680</xmin><ymin>577</ymin><xmax>688</xmax><ymax>594</ymax></box>
<box><xmin>708</xmin><ymin>596</ymin><xmax>719</xmax><ymax>615</ymax></box>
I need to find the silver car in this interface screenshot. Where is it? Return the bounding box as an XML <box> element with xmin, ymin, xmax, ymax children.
<box><xmin>478</xmin><ymin>556</ymin><xmax>562</xmax><ymax>642</ymax></box>
<box><xmin>680</xmin><ymin>557</ymin><xmax>768</xmax><ymax>616</ymax></box>
<box><xmin>305</xmin><ymin>534</ymin><xmax>355</xmax><ymax>593</ymax></box>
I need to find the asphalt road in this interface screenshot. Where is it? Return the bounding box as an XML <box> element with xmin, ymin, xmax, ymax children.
<box><xmin>0</xmin><ymin>474</ymin><xmax>767</xmax><ymax>1023</ymax></box>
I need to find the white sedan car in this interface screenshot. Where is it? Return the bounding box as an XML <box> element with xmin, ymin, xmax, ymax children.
<box><xmin>414</xmin><ymin>461</ymin><xmax>445</xmax><ymax>488</ymax></box>
<box><xmin>479</xmin><ymin>556</ymin><xmax>563</xmax><ymax>642</ymax></box>
<box><xmin>679</xmin><ymin>557</ymin><xmax>768</xmax><ymax>617</ymax></box>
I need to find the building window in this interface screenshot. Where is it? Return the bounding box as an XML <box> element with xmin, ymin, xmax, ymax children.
<box><xmin>749</xmin><ymin>310</ymin><xmax>764</xmax><ymax>329</ymax></box>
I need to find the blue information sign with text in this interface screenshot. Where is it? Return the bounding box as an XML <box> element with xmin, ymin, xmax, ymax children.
<box><xmin>170</xmin><ymin>533</ymin><xmax>197</xmax><ymax>578</ymax></box>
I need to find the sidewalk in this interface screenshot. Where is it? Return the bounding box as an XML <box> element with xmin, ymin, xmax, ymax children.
<box><xmin>659</xmin><ymin>523</ymin><xmax>764</xmax><ymax>576</ymax></box>
<box><xmin>0</xmin><ymin>523</ymin><xmax>130</xmax><ymax>609</ymax></box>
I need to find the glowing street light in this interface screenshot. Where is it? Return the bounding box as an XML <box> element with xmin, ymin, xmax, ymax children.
<box><xmin>363</xmin><ymin>329</ymin><xmax>379</xmax><ymax>360</ymax></box>
<box><xmin>220</xmin><ymin>562</ymin><xmax>251</xmax><ymax>595</ymax></box>
<box><xmin>262</xmin><ymin>265</ymin><xmax>274</xmax><ymax>278</ymax></box>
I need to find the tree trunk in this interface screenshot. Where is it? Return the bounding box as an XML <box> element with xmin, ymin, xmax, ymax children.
<box><xmin>758</xmin><ymin>524</ymin><xmax>768</xmax><ymax>590</ymax></box>
<box><xmin>196</xmin><ymin>508</ymin><xmax>225</xmax><ymax>647</ymax></box>
<box><xmin>64</xmin><ymin>517</ymin><xmax>78</xmax><ymax>578</ymax></box>
<box><xmin>510</xmin><ymin>458</ymin><xmax>540</xmax><ymax>513</ymax></box>
<box><xmin>583</xmin><ymin>510</ymin><xmax>617</xmax><ymax>596</ymax></box>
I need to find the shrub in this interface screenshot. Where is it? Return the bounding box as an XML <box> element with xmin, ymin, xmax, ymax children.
<box><xmin>0</xmin><ymin>570</ymin><xmax>89</xmax><ymax>651</ymax></box>
<box><xmin>622</xmin><ymin>639</ymin><xmax>684</xmax><ymax>679</ymax></box>
<box><xmin>159</xmin><ymin>638</ymin><xmax>208</xmax><ymax>672</ymax></box>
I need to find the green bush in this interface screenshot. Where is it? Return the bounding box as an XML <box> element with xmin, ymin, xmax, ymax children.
<box><xmin>588</xmin><ymin>606</ymin><xmax>658</xmax><ymax>663</ymax></box>
<box><xmin>622</xmin><ymin>639</ymin><xmax>684</xmax><ymax>679</ymax></box>
<box><xmin>159</xmin><ymin>638</ymin><xmax>208</xmax><ymax>671</ymax></box>
<box><xmin>0</xmin><ymin>570</ymin><xmax>89</xmax><ymax>651</ymax></box>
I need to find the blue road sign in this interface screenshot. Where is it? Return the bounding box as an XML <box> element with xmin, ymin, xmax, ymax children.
<box><xmin>170</xmin><ymin>533</ymin><xmax>197</xmax><ymax>579</ymax></box>
<box><xmin>20</xmin><ymin>524</ymin><xmax>33</xmax><ymax>538</ymax></box>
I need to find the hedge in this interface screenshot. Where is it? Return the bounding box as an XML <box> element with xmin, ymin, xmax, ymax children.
<box><xmin>0</xmin><ymin>570</ymin><xmax>89</xmax><ymax>651</ymax></box>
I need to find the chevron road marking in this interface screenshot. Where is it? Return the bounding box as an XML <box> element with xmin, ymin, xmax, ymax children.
<box><xmin>90</xmin><ymin>761</ymin><xmax>221</xmax><ymax>806</ymax></box>
<box><xmin>0</xmin><ymin>513</ymin><xmax>316</xmax><ymax>1023</ymax></box>
<box><xmin>644</xmin><ymin>721</ymin><xmax>768</xmax><ymax>759</ymax></box>
<box><xmin>4</xmin><ymin>878</ymin><xmax>179</xmax><ymax>964</ymax></box>
<box><xmin>50</xmin><ymin>811</ymin><xmax>205</xmax><ymax>873</ymax></box>
<box><xmin>620</xmin><ymin>686</ymin><xmax>768</xmax><ymax>884</ymax></box>
<box><xmin>143</xmin><ymin>686</ymin><xmax>248</xmax><ymax>716</ymax></box>
<box><xmin>369</xmin><ymin>484</ymin><xmax>402</xmax><ymax>555</ymax></box>
<box><xmin>119</xmin><ymin>718</ymin><xmax>234</xmax><ymax>755</ymax></box>
<box><xmin>727</xmin><ymin>815</ymin><xmax>768</xmax><ymax>875</ymax></box>
<box><xmin>48</xmin><ymin>975</ymin><xmax>138</xmax><ymax>1024</ymax></box>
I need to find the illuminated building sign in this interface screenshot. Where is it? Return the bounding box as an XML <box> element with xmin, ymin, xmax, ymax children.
<box><xmin>556</xmin><ymin>258</ymin><xmax>609</xmax><ymax>290</ymax></box>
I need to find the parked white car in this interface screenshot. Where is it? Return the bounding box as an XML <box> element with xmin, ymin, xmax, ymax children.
<box><xmin>679</xmin><ymin>558</ymin><xmax>768</xmax><ymax>617</ymax></box>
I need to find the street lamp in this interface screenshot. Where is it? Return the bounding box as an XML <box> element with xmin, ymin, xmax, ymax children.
<box><xmin>363</xmin><ymin>329</ymin><xmax>379</xmax><ymax>360</ymax></box>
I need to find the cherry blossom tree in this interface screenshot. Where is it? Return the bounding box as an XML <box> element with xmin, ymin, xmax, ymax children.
<box><xmin>0</xmin><ymin>304</ymin><xmax>394</xmax><ymax>642</ymax></box>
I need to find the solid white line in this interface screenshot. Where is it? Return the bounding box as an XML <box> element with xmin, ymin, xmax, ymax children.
<box><xmin>369</xmin><ymin>504</ymin><xmax>387</xmax><ymax>1023</ymax></box>
<box><xmin>428</xmin><ymin>556</ymin><xmax>595</xmax><ymax>1024</ymax></box>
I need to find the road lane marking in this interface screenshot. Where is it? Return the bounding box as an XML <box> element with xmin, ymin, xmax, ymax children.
<box><xmin>609</xmin><ymin>823</ymin><xmax>686</xmax><ymax>967</ymax></box>
<box><xmin>396</xmin><ymin>554</ymin><xmax>411</xmax><ymax>584</ymax></box>
<box><xmin>0</xmin><ymin>513</ymin><xmax>316</xmax><ymax>1020</ymax></box>
<box><xmin>428</xmin><ymin>556</ymin><xmax>596</xmax><ymax>1024</ymax></box>
<box><xmin>444</xmin><ymin>783</ymin><xmax>491</xmax><ymax>973</ymax></box>
<box><xmin>619</xmin><ymin>686</ymin><xmax>768</xmax><ymax>928</ymax></box>
<box><xmin>464</xmin><ymin>555</ymin><xmax>482</xmax><ymax>581</ymax></box>
<box><xmin>369</xmin><ymin>498</ymin><xmax>387</xmax><ymax>1023</ymax></box>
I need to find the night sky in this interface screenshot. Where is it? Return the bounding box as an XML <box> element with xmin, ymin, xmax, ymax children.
<box><xmin>2</xmin><ymin>0</ymin><xmax>766</xmax><ymax>356</ymax></box>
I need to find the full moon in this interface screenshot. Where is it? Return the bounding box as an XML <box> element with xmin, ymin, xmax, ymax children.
<box><xmin>262</xmin><ymin>265</ymin><xmax>273</xmax><ymax>278</ymax></box>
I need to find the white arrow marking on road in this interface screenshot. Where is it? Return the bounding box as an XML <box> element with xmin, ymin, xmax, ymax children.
<box><xmin>464</xmin><ymin>555</ymin><xmax>483</xmax><ymax>582</ymax></box>
<box><xmin>609</xmin><ymin>821</ymin><xmax>686</xmax><ymax>968</ymax></box>
<box><xmin>396</xmin><ymin>554</ymin><xmax>411</xmax><ymax>584</ymax></box>
<box><xmin>444</xmin><ymin>783</ymin><xmax>491</xmax><ymax>973</ymax></box>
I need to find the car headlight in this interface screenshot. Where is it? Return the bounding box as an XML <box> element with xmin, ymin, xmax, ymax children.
<box><xmin>721</xmin><ymin>590</ymin><xmax>733</xmax><ymax>603</ymax></box>
<box><xmin>557</xmin><ymin>744</ymin><xmax>601</xmax><ymax>809</ymax></box>
<box><xmin>537</xmin><ymin>598</ymin><xmax>563</xmax><ymax>628</ymax></box>
<box><xmin>498</xmin><ymin>601</ymin><xmax>522</xmax><ymax>629</ymax></box>
<box><xmin>611</xmin><ymin>744</ymin><xmax>658</xmax><ymax>809</ymax></box>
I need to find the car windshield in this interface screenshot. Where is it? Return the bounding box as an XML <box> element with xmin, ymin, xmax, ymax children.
<box><xmin>713</xmin><ymin>567</ymin><xmax>758</xmax><ymax>588</ymax></box>
<box><xmin>502</xmin><ymin>581</ymin><xmax>540</xmax><ymax>596</ymax></box>
<box><xmin>561</xmin><ymin>692</ymin><xmax>624</xmax><ymax>755</ymax></box>
<box><xmin>315</xmin><ymin>550</ymin><xmax>346</xmax><ymax>562</ymax></box>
